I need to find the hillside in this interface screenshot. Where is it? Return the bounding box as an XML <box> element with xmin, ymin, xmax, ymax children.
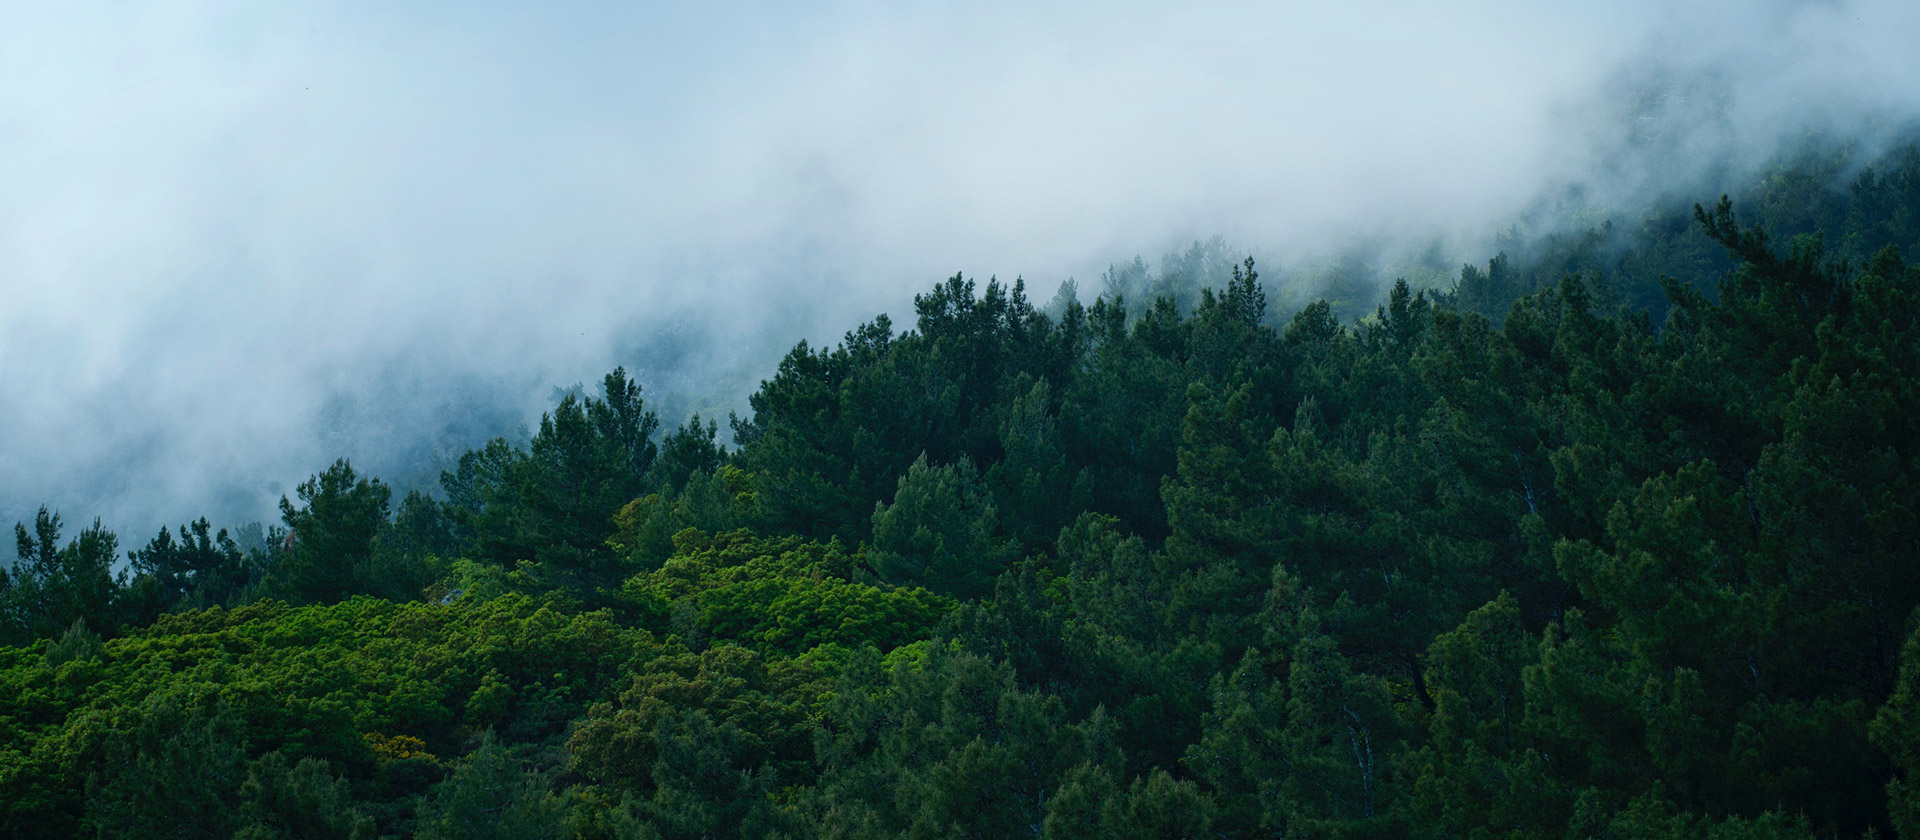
<box><xmin>4</xmin><ymin>143</ymin><xmax>1920</xmax><ymax>838</ymax></box>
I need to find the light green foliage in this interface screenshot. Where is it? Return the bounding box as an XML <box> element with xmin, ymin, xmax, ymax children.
<box><xmin>0</xmin><ymin>594</ymin><xmax>648</xmax><ymax>837</ymax></box>
<box><xmin>4</xmin><ymin>143</ymin><xmax>1920</xmax><ymax>838</ymax></box>
<box><xmin>620</xmin><ymin>529</ymin><xmax>953</xmax><ymax>653</ymax></box>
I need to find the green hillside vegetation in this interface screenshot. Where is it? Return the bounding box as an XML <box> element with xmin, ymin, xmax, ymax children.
<box><xmin>5</xmin><ymin>141</ymin><xmax>1920</xmax><ymax>838</ymax></box>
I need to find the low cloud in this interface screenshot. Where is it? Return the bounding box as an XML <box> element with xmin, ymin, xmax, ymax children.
<box><xmin>3</xmin><ymin>0</ymin><xmax>1916</xmax><ymax>537</ymax></box>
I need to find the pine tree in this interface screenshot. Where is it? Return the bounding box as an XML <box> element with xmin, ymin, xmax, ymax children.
<box><xmin>278</xmin><ymin>459</ymin><xmax>391</xmax><ymax>604</ymax></box>
<box><xmin>870</xmin><ymin>454</ymin><xmax>1011</xmax><ymax>600</ymax></box>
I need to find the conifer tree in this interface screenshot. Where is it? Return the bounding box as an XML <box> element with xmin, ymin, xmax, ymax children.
<box><xmin>278</xmin><ymin>459</ymin><xmax>391</xmax><ymax>604</ymax></box>
<box><xmin>870</xmin><ymin>454</ymin><xmax>1010</xmax><ymax>599</ymax></box>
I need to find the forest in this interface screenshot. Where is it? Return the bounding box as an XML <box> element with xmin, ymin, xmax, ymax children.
<box><xmin>3</xmin><ymin>139</ymin><xmax>1920</xmax><ymax>839</ymax></box>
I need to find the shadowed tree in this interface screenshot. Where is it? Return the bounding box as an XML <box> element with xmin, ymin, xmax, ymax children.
<box><xmin>86</xmin><ymin>694</ymin><xmax>250</xmax><ymax>840</ymax></box>
<box><xmin>416</xmin><ymin>734</ymin><xmax>569</xmax><ymax>840</ymax></box>
<box><xmin>5</xmin><ymin>508</ymin><xmax>124</xmax><ymax>642</ymax></box>
<box><xmin>870</xmin><ymin>454</ymin><xmax>1012</xmax><ymax>600</ymax></box>
<box><xmin>277</xmin><ymin>459</ymin><xmax>392</xmax><ymax>604</ymax></box>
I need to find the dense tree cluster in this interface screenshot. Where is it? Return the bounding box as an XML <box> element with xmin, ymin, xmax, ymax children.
<box><xmin>4</xmin><ymin>142</ymin><xmax>1920</xmax><ymax>838</ymax></box>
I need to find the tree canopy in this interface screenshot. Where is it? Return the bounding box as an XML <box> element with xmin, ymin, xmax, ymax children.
<box><xmin>6</xmin><ymin>140</ymin><xmax>1920</xmax><ymax>838</ymax></box>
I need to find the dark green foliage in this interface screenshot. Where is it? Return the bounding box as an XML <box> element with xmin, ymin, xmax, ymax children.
<box><xmin>567</xmin><ymin>642</ymin><xmax>824</xmax><ymax>806</ymax></box>
<box><xmin>440</xmin><ymin>368</ymin><xmax>661</xmax><ymax>598</ymax></box>
<box><xmin>278</xmin><ymin>459</ymin><xmax>392</xmax><ymax>605</ymax></box>
<box><xmin>8</xmin><ymin>142</ymin><xmax>1920</xmax><ymax>837</ymax></box>
<box><xmin>810</xmin><ymin>643</ymin><xmax>1124</xmax><ymax>838</ymax></box>
<box><xmin>520</xmin><ymin>371</ymin><xmax>658</xmax><ymax>569</ymax></box>
<box><xmin>3</xmin><ymin>509</ymin><xmax>125</xmax><ymax>644</ymax></box>
<box><xmin>605</xmin><ymin>467</ymin><xmax>757</xmax><ymax>569</ymax></box>
<box><xmin>985</xmin><ymin>378</ymin><xmax>1090</xmax><ymax>552</ymax></box>
<box><xmin>869</xmin><ymin>454</ymin><xmax>1012</xmax><ymax>599</ymax></box>
<box><xmin>42</xmin><ymin>618</ymin><xmax>102</xmax><ymax>668</ymax></box>
<box><xmin>85</xmin><ymin>693</ymin><xmax>250</xmax><ymax>840</ymax></box>
<box><xmin>441</xmin><ymin>436</ymin><xmax>525</xmax><ymax>560</ymax></box>
<box><xmin>416</xmin><ymin>734</ymin><xmax>569</xmax><ymax>840</ymax></box>
<box><xmin>128</xmin><ymin>517</ymin><xmax>252</xmax><ymax>613</ymax></box>
<box><xmin>1875</xmin><ymin>617</ymin><xmax>1920</xmax><ymax>839</ymax></box>
<box><xmin>651</xmin><ymin>414</ymin><xmax>724</xmax><ymax>492</ymax></box>
<box><xmin>636</xmin><ymin>709</ymin><xmax>793</xmax><ymax>840</ymax></box>
<box><xmin>1042</xmin><ymin>765</ymin><xmax>1214</xmax><ymax>840</ymax></box>
<box><xmin>235</xmin><ymin>751</ymin><xmax>376</xmax><ymax>840</ymax></box>
<box><xmin>367</xmin><ymin>489</ymin><xmax>455</xmax><ymax>602</ymax></box>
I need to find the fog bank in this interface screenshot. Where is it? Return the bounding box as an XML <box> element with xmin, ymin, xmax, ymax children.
<box><xmin>4</xmin><ymin>0</ymin><xmax>1917</xmax><ymax>538</ymax></box>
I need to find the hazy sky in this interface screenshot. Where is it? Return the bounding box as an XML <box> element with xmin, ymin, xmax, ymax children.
<box><xmin>4</xmin><ymin>0</ymin><xmax>1918</xmax><ymax>539</ymax></box>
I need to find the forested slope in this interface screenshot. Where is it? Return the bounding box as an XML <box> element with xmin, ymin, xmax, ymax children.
<box><xmin>4</xmin><ymin>143</ymin><xmax>1920</xmax><ymax>838</ymax></box>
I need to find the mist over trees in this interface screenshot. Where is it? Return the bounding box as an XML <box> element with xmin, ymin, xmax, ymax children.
<box><xmin>3</xmin><ymin>138</ymin><xmax>1920</xmax><ymax>837</ymax></box>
